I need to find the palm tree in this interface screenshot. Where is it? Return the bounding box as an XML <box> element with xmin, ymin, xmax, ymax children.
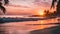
<box><xmin>51</xmin><ymin>0</ymin><xmax>60</xmax><ymax>15</ymax></box>
<box><xmin>0</xmin><ymin>0</ymin><xmax>9</xmax><ymax>14</ymax></box>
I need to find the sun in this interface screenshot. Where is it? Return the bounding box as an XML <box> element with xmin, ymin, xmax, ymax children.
<box><xmin>39</xmin><ymin>11</ymin><xmax>44</xmax><ymax>15</ymax></box>
<box><xmin>39</xmin><ymin>10</ymin><xmax>45</xmax><ymax>16</ymax></box>
<box><xmin>35</xmin><ymin>8</ymin><xmax>46</xmax><ymax>17</ymax></box>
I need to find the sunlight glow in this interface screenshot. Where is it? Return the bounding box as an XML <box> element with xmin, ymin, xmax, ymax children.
<box><xmin>40</xmin><ymin>12</ymin><xmax>44</xmax><ymax>15</ymax></box>
<box><xmin>39</xmin><ymin>10</ymin><xmax>45</xmax><ymax>16</ymax></box>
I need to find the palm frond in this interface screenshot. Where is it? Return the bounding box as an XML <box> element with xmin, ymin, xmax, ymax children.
<box><xmin>4</xmin><ymin>0</ymin><xmax>9</xmax><ymax>5</ymax></box>
<box><xmin>0</xmin><ymin>2</ymin><xmax>6</xmax><ymax>14</ymax></box>
<box><xmin>0</xmin><ymin>6</ymin><xmax>6</xmax><ymax>14</ymax></box>
<box><xmin>51</xmin><ymin>0</ymin><xmax>57</xmax><ymax>9</ymax></box>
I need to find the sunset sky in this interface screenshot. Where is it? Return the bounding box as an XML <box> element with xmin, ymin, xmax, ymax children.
<box><xmin>0</xmin><ymin>0</ymin><xmax>56</xmax><ymax>15</ymax></box>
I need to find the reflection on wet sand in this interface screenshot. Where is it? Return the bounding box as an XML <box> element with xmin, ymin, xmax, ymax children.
<box><xmin>0</xmin><ymin>17</ymin><xmax>58</xmax><ymax>34</ymax></box>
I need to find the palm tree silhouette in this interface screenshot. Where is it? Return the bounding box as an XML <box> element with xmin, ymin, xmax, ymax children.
<box><xmin>0</xmin><ymin>0</ymin><xmax>9</xmax><ymax>14</ymax></box>
<box><xmin>51</xmin><ymin>0</ymin><xmax>60</xmax><ymax>15</ymax></box>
